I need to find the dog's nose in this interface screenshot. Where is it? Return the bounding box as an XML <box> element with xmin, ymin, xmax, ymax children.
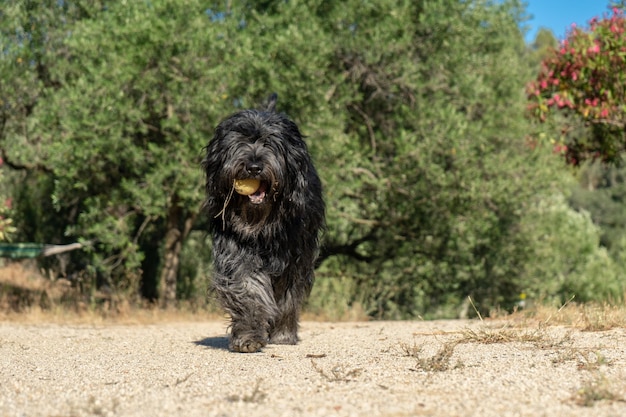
<box><xmin>246</xmin><ymin>162</ymin><xmax>262</xmax><ymax>176</ymax></box>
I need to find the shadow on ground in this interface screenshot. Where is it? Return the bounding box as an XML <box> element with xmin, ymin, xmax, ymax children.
<box><xmin>194</xmin><ymin>336</ymin><xmax>229</xmax><ymax>350</ymax></box>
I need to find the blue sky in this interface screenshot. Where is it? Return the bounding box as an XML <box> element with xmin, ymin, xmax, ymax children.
<box><xmin>525</xmin><ymin>1</ymin><xmax>613</xmax><ymax>43</ymax></box>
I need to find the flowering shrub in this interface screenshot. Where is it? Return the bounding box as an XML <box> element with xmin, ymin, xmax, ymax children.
<box><xmin>0</xmin><ymin>157</ymin><xmax>16</xmax><ymax>241</ymax></box>
<box><xmin>528</xmin><ymin>8</ymin><xmax>626</xmax><ymax>164</ymax></box>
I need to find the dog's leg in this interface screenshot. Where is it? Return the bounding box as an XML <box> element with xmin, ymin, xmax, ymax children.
<box><xmin>269</xmin><ymin>272</ymin><xmax>311</xmax><ymax>345</ymax></box>
<box><xmin>213</xmin><ymin>270</ymin><xmax>277</xmax><ymax>353</ymax></box>
<box><xmin>268</xmin><ymin>292</ymin><xmax>299</xmax><ymax>345</ymax></box>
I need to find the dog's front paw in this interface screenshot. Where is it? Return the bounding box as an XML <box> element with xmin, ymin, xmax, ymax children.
<box><xmin>230</xmin><ymin>333</ymin><xmax>267</xmax><ymax>353</ymax></box>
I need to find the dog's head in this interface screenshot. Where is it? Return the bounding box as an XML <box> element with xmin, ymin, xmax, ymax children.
<box><xmin>202</xmin><ymin>95</ymin><xmax>316</xmax><ymax>230</ymax></box>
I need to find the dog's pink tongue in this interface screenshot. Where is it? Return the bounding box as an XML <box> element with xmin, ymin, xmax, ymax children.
<box><xmin>248</xmin><ymin>182</ymin><xmax>267</xmax><ymax>204</ymax></box>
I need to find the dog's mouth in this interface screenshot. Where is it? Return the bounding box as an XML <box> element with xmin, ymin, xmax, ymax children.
<box><xmin>247</xmin><ymin>181</ymin><xmax>268</xmax><ymax>204</ymax></box>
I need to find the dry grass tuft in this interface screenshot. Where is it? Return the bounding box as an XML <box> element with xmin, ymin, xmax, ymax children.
<box><xmin>571</xmin><ymin>375</ymin><xmax>625</xmax><ymax>407</ymax></box>
<box><xmin>400</xmin><ymin>340</ymin><xmax>462</xmax><ymax>372</ymax></box>
<box><xmin>310</xmin><ymin>360</ymin><xmax>363</xmax><ymax>382</ymax></box>
<box><xmin>515</xmin><ymin>301</ymin><xmax>626</xmax><ymax>331</ymax></box>
<box><xmin>551</xmin><ymin>346</ymin><xmax>611</xmax><ymax>369</ymax></box>
<box><xmin>459</xmin><ymin>325</ymin><xmax>546</xmax><ymax>345</ymax></box>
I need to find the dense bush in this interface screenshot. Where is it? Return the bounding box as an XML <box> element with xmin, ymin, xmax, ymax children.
<box><xmin>1</xmin><ymin>0</ymin><xmax>624</xmax><ymax>317</ymax></box>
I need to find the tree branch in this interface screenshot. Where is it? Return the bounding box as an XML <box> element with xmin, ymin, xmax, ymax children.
<box><xmin>318</xmin><ymin>232</ymin><xmax>377</xmax><ymax>264</ymax></box>
<box><xmin>0</xmin><ymin>148</ymin><xmax>53</xmax><ymax>173</ymax></box>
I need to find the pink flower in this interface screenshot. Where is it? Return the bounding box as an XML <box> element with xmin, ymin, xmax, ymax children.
<box><xmin>588</xmin><ymin>44</ymin><xmax>600</xmax><ymax>54</ymax></box>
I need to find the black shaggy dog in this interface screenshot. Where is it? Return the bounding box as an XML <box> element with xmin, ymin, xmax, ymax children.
<box><xmin>202</xmin><ymin>94</ymin><xmax>324</xmax><ymax>353</ymax></box>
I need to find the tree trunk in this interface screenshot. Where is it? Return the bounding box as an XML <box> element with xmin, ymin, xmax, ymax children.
<box><xmin>159</xmin><ymin>198</ymin><xmax>195</xmax><ymax>308</ymax></box>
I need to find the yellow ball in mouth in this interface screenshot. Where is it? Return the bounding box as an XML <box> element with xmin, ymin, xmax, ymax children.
<box><xmin>233</xmin><ymin>178</ymin><xmax>261</xmax><ymax>195</ymax></box>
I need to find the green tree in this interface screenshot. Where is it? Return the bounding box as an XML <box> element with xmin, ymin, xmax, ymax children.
<box><xmin>309</xmin><ymin>0</ymin><xmax>581</xmax><ymax>317</ymax></box>
<box><xmin>1</xmin><ymin>0</ymin><xmax>335</xmax><ymax>304</ymax></box>
<box><xmin>0</xmin><ymin>1</ymin><xmax>102</xmax><ymax>263</ymax></box>
<box><xmin>525</xmin><ymin>5</ymin><xmax>626</xmax><ymax>306</ymax></box>
<box><xmin>23</xmin><ymin>1</ymin><xmax>246</xmax><ymax>304</ymax></box>
<box><xmin>520</xmin><ymin>192</ymin><xmax>625</xmax><ymax>303</ymax></box>
<box><xmin>2</xmin><ymin>0</ymin><xmax>615</xmax><ymax>317</ymax></box>
<box><xmin>570</xmin><ymin>162</ymin><xmax>626</xmax><ymax>256</ymax></box>
<box><xmin>528</xmin><ymin>28</ymin><xmax>558</xmax><ymax>68</ymax></box>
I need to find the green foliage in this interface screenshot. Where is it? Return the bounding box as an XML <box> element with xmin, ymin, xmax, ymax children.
<box><xmin>176</xmin><ymin>231</ymin><xmax>213</xmax><ymax>303</ymax></box>
<box><xmin>34</xmin><ymin>0</ymin><xmax>221</xmax><ymax>277</ymax></box>
<box><xmin>570</xmin><ymin>162</ymin><xmax>626</xmax><ymax>255</ymax></box>
<box><xmin>526</xmin><ymin>28</ymin><xmax>559</xmax><ymax>74</ymax></box>
<box><xmin>1</xmin><ymin>0</ymin><xmax>622</xmax><ymax>316</ymax></box>
<box><xmin>520</xmin><ymin>192</ymin><xmax>624</xmax><ymax>303</ymax></box>
<box><xmin>311</xmin><ymin>0</ymin><xmax>578</xmax><ymax>317</ymax></box>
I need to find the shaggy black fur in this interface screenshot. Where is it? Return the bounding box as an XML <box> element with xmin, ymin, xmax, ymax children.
<box><xmin>201</xmin><ymin>94</ymin><xmax>324</xmax><ymax>353</ymax></box>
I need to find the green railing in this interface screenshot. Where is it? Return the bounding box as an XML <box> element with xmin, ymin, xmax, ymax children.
<box><xmin>0</xmin><ymin>242</ymin><xmax>86</xmax><ymax>259</ymax></box>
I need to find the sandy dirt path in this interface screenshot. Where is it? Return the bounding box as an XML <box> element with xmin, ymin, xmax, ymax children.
<box><xmin>1</xmin><ymin>319</ymin><xmax>625</xmax><ymax>417</ymax></box>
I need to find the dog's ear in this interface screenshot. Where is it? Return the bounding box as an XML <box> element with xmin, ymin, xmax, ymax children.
<box><xmin>264</xmin><ymin>93</ymin><xmax>278</xmax><ymax>112</ymax></box>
